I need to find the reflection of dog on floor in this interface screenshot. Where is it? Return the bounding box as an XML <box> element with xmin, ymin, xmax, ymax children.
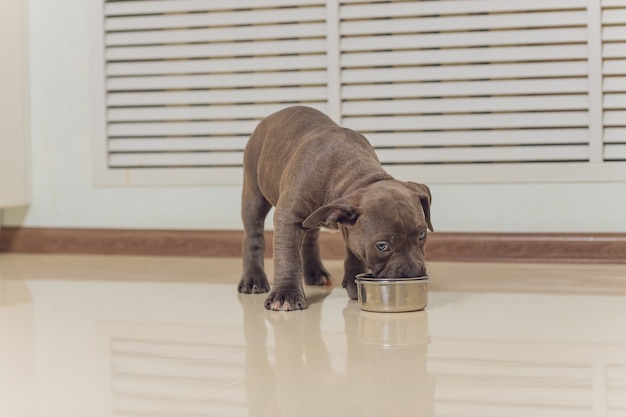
<box><xmin>238</xmin><ymin>292</ymin><xmax>435</xmax><ymax>416</ymax></box>
<box><xmin>238</xmin><ymin>106</ymin><xmax>433</xmax><ymax>311</ymax></box>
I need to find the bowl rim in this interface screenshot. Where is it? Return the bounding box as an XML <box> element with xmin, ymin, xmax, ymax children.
<box><xmin>355</xmin><ymin>273</ymin><xmax>429</xmax><ymax>282</ymax></box>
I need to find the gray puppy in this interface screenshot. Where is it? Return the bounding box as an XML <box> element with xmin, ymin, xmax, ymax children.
<box><xmin>238</xmin><ymin>106</ymin><xmax>433</xmax><ymax>311</ymax></box>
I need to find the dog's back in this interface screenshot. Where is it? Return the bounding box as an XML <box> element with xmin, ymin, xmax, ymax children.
<box><xmin>246</xmin><ymin>106</ymin><xmax>385</xmax><ymax>206</ymax></box>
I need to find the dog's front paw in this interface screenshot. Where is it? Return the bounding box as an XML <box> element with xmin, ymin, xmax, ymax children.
<box><xmin>238</xmin><ymin>271</ymin><xmax>270</xmax><ymax>294</ymax></box>
<box><xmin>264</xmin><ymin>286</ymin><xmax>307</xmax><ymax>311</ymax></box>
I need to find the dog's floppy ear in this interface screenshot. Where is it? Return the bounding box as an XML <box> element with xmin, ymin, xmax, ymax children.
<box><xmin>302</xmin><ymin>204</ymin><xmax>360</xmax><ymax>229</ymax></box>
<box><xmin>405</xmin><ymin>182</ymin><xmax>434</xmax><ymax>232</ymax></box>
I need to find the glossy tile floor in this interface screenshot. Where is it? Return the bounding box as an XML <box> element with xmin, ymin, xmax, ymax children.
<box><xmin>1</xmin><ymin>254</ymin><xmax>626</xmax><ymax>417</ymax></box>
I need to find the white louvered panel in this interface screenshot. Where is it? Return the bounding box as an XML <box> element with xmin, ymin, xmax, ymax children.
<box><xmin>95</xmin><ymin>0</ymin><xmax>626</xmax><ymax>185</ymax></box>
<box><xmin>376</xmin><ymin>146</ymin><xmax>589</xmax><ymax>164</ymax></box>
<box><xmin>105</xmin><ymin>1</ymin><xmax>327</xmax><ymax>170</ymax></box>
<box><xmin>340</xmin><ymin>0</ymin><xmax>590</xmax><ymax>166</ymax></box>
<box><xmin>602</xmin><ymin>0</ymin><xmax>626</xmax><ymax>161</ymax></box>
<box><xmin>344</xmin><ymin>62</ymin><xmax>588</xmax><ymax>84</ymax></box>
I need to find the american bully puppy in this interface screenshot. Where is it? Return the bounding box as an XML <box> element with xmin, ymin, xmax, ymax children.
<box><xmin>238</xmin><ymin>106</ymin><xmax>433</xmax><ymax>311</ymax></box>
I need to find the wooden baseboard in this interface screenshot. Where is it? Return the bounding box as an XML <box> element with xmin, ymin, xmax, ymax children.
<box><xmin>1</xmin><ymin>227</ymin><xmax>625</xmax><ymax>263</ymax></box>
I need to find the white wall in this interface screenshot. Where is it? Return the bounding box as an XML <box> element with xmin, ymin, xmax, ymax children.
<box><xmin>0</xmin><ymin>0</ymin><xmax>30</xmax><ymax>209</ymax></box>
<box><xmin>2</xmin><ymin>0</ymin><xmax>625</xmax><ymax>233</ymax></box>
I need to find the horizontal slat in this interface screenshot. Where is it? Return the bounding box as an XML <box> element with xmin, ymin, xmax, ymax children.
<box><xmin>109</xmin><ymin>152</ymin><xmax>243</xmax><ymax>167</ymax></box>
<box><xmin>604</xmin><ymin>60</ymin><xmax>626</xmax><ymax>75</ymax></box>
<box><xmin>603</xmin><ymin>8</ymin><xmax>626</xmax><ymax>24</ymax></box>
<box><xmin>107</xmin><ymin>103</ymin><xmax>327</xmax><ymax>122</ymax></box>
<box><xmin>111</xmin><ymin>131</ymin><xmax>592</xmax><ymax>152</ymax></box>
<box><xmin>108</xmin><ymin>120</ymin><xmax>259</xmax><ymax>136</ymax></box>
<box><xmin>604</xmin><ymin>144</ymin><xmax>626</xmax><ymax>160</ymax></box>
<box><xmin>107</xmin><ymin>71</ymin><xmax>326</xmax><ymax>91</ymax></box>
<box><xmin>343</xmin><ymin>62</ymin><xmax>588</xmax><ymax>84</ymax></box>
<box><xmin>341</xmin><ymin>28</ymin><xmax>587</xmax><ymax>52</ymax></box>
<box><xmin>106</xmin><ymin>39</ymin><xmax>326</xmax><ymax>61</ymax></box>
<box><xmin>603</xmin><ymin>26</ymin><xmax>626</xmax><ymax>41</ymax></box>
<box><xmin>106</xmin><ymin>23</ymin><xmax>326</xmax><ymax>46</ymax></box>
<box><xmin>376</xmin><ymin>145</ymin><xmax>589</xmax><ymax>164</ymax></box>
<box><xmin>366</xmin><ymin>129</ymin><xmax>589</xmax><ymax>147</ymax></box>
<box><xmin>342</xmin><ymin>96</ymin><xmax>588</xmax><ymax>116</ymax></box>
<box><xmin>604</xmin><ymin>127</ymin><xmax>626</xmax><ymax>143</ymax></box>
<box><xmin>344</xmin><ymin>112</ymin><xmax>589</xmax><ymax>131</ymax></box>
<box><xmin>341</xmin><ymin>11</ymin><xmax>587</xmax><ymax>36</ymax></box>
<box><xmin>107</xmin><ymin>87</ymin><xmax>327</xmax><ymax>106</ymax></box>
<box><xmin>340</xmin><ymin>0</ymin><xmax>586</xmax><ymax>19</ymax></box>
<box><xmin>603</xmin><ymin>0</ymin><xmax>626</xmax><ymax>6</ymax></box>
<box><xmin>105</xmin><ymin>0</ymin><xmax>323</xmax><ymax>16</ymax></box>
<box><xmin>604</xmin><ymin>110</ymin><xmax>626</xmax><ymax>125</ymax></box>
<box><xmin>604</xmin><ymin>93</ymin><xmax>626</xmax><ymax>109</ymax></box>
<box><xmin>342</xmin><ymin>45</ymin><xmax>587</xmax><ymax>68</ymax></box>
<box><xmin>604</xmin><ymin>77</ymin><xmax>626</xmax><ymax>92</ymax></box>
<box><xmin>106</xmin><ymin>7</ymin><xmax>325</xmax><ymax>31</ymax></box>
<box><xmin>107</xmin><ymin>55</ymin><xmax>326</xmax><ymax>76</ymax></box>
<box><xmin>604</xmin><ymin>43</ymin><xmax>626</xmax><ymax>58</ymax></box>
<box><xmin>343</xmin><ymin>79</ymin><xmax>588</xmax><ymax>99</ymax></box>
<box><xmin>108</xmin><ymin>137</ymin><xmax>249</xmax><ymax>152</ymax></box>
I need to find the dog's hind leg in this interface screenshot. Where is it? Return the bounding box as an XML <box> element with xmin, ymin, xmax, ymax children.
<box><xmin>300</xmin><ymin>228</ymin><xmax>331</xmax><ymax>286</ymax></box>
<box><xmin>238</xmin><ymin>174</ymin><xmax>272</xmax><ymax>294</ymax></box>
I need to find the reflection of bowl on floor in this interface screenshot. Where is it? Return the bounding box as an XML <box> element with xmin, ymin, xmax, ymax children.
<box><xmin>355</xmin><ymin>273</ymin><xmax>429</xmax><ymax>313</ymax></box>
<box><xmin>357</xmin><ymin>310</ymin><xmax>430</xmax><ymax>348</ymax></box>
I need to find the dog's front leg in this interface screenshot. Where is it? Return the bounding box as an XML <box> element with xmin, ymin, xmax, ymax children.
<box><xmin>343</xmin><ymin>247</ymin><xmax>366</xmax><ymax>300</ymax></box>
<box><xmin>265</xmin><ymin>207</ymin><xmax>307</xmax><ymax>311</ymax></box>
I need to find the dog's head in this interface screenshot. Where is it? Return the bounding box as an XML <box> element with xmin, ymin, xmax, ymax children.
<box><xmin>302</xmin><ymin>181</ymin><xmax>433</xmax><ymax>278</ymax></box>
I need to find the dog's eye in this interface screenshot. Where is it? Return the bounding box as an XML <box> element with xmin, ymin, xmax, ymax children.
<box><xmin>418</xmin><ymin>231</ymin><xmax>427</xmax><ymax>241</ymax></box>
<box><xmin>375</xmin><ymin>241</ymin><xmax>390</xmax><ymax>252</ymax></box>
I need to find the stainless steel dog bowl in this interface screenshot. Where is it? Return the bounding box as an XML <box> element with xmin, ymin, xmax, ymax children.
<box><xmin>355</xmin><ymin>273</ymin><xmax>429</xmax><ymax>313</ymax></box>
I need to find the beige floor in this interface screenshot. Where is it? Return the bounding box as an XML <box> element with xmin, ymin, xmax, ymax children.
<box><xmin>1</xmin><ymin>254</ymin><xmax>626</xmax><ymax>417</ymax></box>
